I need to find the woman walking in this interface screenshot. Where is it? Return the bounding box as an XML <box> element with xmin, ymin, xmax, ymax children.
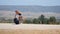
<box><xmin>14</xmin><ymin>10</ymin><xmax>23</xmax><ymax>24</ymax></box>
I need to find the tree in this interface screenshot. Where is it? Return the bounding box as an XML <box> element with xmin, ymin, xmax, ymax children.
<box><xmin>33</xmin><ymin>18</ymin><xmax>39</xmax><ymax>24</ymax></box>
<box><xmin>49</xmin><ymin>16</ymin><xmax>56</xmax><ymax>24</ymax></box>
<box><xmin>43</xmin><ymin>18</ymin><xmax>49</xmax><ymax>24</ymax></box>
<box><xmin>38</xmin><ymin>14</ymin><xmax>45</xmax><ymax>24</ymax></box>
<box><xmin>23</xmin><ymin>19</ymin><xmax>32</xmax><ymax>24</ymax></box>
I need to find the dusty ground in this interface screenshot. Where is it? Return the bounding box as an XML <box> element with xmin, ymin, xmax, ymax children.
<box><xmin>0</xmin><ymin>29</ymin><xmax>60</xmax><ymax>34</ymax></box>
<box><xmin>0</xmin><ymin>23</ymin><xmax>60</xmax><ymax>34</ymax></box>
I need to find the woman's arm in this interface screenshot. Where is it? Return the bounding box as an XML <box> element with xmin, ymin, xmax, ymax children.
<box><xmin>15</xmin><ymin>14</ymin><xmax>16</xmax><ymax>18</ymax></box>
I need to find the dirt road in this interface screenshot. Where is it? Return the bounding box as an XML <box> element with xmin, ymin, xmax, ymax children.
<box><xmin>0</xmin><ymin>23</ymin><xmax>60</xmax><ymax>34</ymax></box>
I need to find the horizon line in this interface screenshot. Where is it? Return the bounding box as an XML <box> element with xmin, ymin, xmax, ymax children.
<box><xmin>0</xmin><ymin>5</ymin><xmax>60</xmax><ymax>6</ymax></box>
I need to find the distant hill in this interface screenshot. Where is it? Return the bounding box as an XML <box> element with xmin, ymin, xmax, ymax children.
<box><xmin>0</xmin><ymin>5</ymin><xmax>60</xmax><ymax>13</ymax></box>
<box><xmin>0</xmin><ymin>5</ymin><xmax>60</xmax><ymax>19</ymax></box>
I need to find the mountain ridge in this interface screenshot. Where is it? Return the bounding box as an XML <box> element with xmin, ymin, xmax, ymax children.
<box><xmin>0</xmin><ymin>5</ymin><xmax>60</xmax><ymax>13</ymax></box>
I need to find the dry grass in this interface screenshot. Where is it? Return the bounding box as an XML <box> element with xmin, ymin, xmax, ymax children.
<box><xmin>0</xmin><ymin>29</ymin><xmax>60</xmax><ymax>34</ymax></box>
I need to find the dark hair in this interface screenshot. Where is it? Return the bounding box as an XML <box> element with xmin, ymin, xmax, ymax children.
<box><xmin>19</xmin><ymin>13</ymin><xmax>21</xmax><ymax>15</ymax></box>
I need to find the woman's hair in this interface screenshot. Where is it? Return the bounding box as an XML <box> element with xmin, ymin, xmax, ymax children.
<box><xmin>15</xmin><ymin>10</ymin><xmax>21</xmax><ymax>15</ymax></box>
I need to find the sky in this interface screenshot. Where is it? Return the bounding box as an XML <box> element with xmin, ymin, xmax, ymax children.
<box><xmin>0</xmin><ymin>0</ymin><xmax>60</xmax><ymax>6</ymax></box>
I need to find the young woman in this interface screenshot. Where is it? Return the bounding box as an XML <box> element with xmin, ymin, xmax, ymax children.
<box><xmin>14</xmin><ymin>10</ymin><xmax>23</xmax><ymax>24</ymax></box>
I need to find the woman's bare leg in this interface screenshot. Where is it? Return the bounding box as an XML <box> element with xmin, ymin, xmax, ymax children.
<box><xmin>19</xmin><ymin>16</ymin><xmax>23</xmax><ymax>24</ymax></box>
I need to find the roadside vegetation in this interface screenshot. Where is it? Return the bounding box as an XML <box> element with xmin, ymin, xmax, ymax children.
<box><xmin>23</xmin><ymin>14</ymin><xmax>60</xmax><ymax>24</ymax></box>
<box><xmin>0</xmin><ymin>14</ymin><xmax>60</xmax><ymax>24</ymax></box>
